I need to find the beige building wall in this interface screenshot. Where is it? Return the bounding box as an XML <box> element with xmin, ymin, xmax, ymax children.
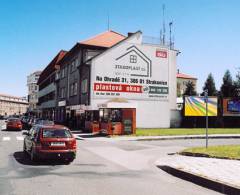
<box><xmin>0</xmin><ymin>95</ymin><xmax>29</xmax><ymax>116</ymax></box>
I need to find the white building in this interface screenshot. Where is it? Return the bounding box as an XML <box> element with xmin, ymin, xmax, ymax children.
<box><xmin>89</xmin><ymin>31</ymin><xmax>178</xmax><ymax>128</ymax></box>
<box><xmin>27</xmin><ymin>71</ymin><xmax>42</xmax><ymax>112</ymax></box>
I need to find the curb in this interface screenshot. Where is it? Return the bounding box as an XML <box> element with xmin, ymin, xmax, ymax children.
<box><xmin>179</xmin><ymin>152</ymin><xmax>240</xmax><ymax>161</ymax></box>
<box><xmin>74</xmin><ymin>135</ymin><xmax>240</xmax><ymax>141</ymax></box>
<box><xmin>158</xmin><ymin>165</ymin><xmax>240</xmax><ymax>195</ymax></box>
<box><xmin>135</xmin><ymin>135</ymin><xmax>240</xmax><ymax>141</ymax></box>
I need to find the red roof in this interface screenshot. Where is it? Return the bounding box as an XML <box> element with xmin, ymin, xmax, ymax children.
<box><xmin>80</xmin><ymin>30</ymin><xmax>126</xmax><ymax>48</ymax></box>
<box><xmin>38</xmin><ymin>50</ymin><xmax>67</xmax><ymax>85</ymax></box>
<box><xmin>177</xmin><ymin>73</ymin><xmax>197</xmax><ymax>80</ymax></box>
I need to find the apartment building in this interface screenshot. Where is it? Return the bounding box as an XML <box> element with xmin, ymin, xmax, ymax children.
<box><xmin>27</xmin><ymin>71</ymin><xmax>42</xmax><ymax>113</ymax></box>
<box><xmin>37</xmin><ymin>50</ymin><xmax>67</xmax><ymax>120</ymax></box>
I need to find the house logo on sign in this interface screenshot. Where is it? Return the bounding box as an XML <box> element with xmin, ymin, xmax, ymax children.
<box><xmin>115</xmin><ymin>45</ymin><xmax>152</xmax><ymax>77</ymax></box>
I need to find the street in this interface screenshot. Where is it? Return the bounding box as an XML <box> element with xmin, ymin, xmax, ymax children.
<box><xmin>1</xmin><ymin>123</ymin><xmax>239</xmax><ymax>194</ymax></box>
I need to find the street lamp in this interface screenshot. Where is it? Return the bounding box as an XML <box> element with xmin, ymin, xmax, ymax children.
<box><xmin>204</xmin><ymin>89</ymin><xmax>208</xmax><ymax>148</ymax></box>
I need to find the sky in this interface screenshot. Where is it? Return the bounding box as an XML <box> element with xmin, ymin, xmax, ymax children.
<box><xmin>0</xmin><ymin>0</ymin><xmax>240</xmax><ymax>97</ymax></box>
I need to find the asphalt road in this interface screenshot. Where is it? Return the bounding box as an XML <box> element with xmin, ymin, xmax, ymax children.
<box><xmin>1</xmin><ymin>122</ymin><xmax>237</xmax><ymax>195</ymax></box>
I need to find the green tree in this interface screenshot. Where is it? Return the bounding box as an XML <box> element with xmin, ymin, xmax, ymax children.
<box><xmin>220</xmin><ymin>70</ymin><xmax>234</xmax><ymax>97</ymax></box>
<box><xmin>184</xmin><ymin>81</ymin><xmax>197</xmax><ymax>96</ymax></box>
<box><xmin>233</xmin><ymin>69</ymin><xmax>240</xmax><ymax>97</ymax></box>
<box><xmin>201</xmin><ymin>73</ymin><xmax>217</xmax><ymax>96</ymax></box>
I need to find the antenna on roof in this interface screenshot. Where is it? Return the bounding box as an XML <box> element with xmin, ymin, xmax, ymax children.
<box><xmin>107</xmin><ymin>12</ymin><xmax>110</xmax><ymax>31</ymax></box>
<box><xmin>160</xmin><ymin>29</ymin><xmax>163</xmax><ymax>44</ymax></box>
<box><xmin>162</xmin><ymin>4</ymin><xmax>166</xmax><ymax>45</ymax></box>
<box><xmin>169</xmin><ymin>21</ymin><xmax>173</xmax><ymax>49</ymax></box>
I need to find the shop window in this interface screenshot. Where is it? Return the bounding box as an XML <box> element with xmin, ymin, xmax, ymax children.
<box><xmin>130</xmin><ymin>55</ymin><xmax>137</xmax><ymax>63</ymax></box>
<box><xmin>111</xmin><ymin>109</ymin><xmax>122</xmax><ymax>122</ymax></box>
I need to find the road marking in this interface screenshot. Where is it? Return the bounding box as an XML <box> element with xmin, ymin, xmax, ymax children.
<box><xmin>16</xmin><ymin>136</ymin><xmax>24</xmax><ymax>141</ymax></box>
<box><xmin>2</xmin><ymin>137</ymin><xmax>10</xmax><ymax>141</ymax></box>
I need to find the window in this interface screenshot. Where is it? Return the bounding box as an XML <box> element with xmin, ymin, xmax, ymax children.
<box><xmin>82</xmin><ymin>79</ymin><xmax>88</xmax><ymax>94</ymax></box>
<box><xmin>70</xmin><ymin>59</ymin><xmax>77</xmax><ymax>72</ymax></box>
<box><xmin>130</xmin><ymin>55</ymin><xmax>137</xmax><ymax>63</ymax></box>
<box><xmin>61</xmin><ymin>66</ymin><xmax>67</xmax><ymax>78</ymax></box>
<box><xmin>73</xmin><ymin>82</ymin><xmax>77</xmax><ymax>95</ymax></box>
<box><xmin>42</xmin><ymin>129</ymin><xmax>72</xmax><ymax>138</ymax></box>
<box><xmin>61</xmin><ymin>68</ymin><xmax>65</xmax><ymax>78</ymax></box>
<box><xmin>60</xmin><ymin>87</ymin><xmax>66</xmax><ymax>98</ymax></box>
<box><xmin>70</xmin><ymin>82</ymin><xmax>77</xmax><ymax>96</ymax></box>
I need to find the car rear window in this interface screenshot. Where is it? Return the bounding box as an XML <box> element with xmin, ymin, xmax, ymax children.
<box><xmin>8</xmin><ymin>118</ymin><xmax>20</xmax><ymax>122</ymax></box>
<box><xmin>42</xmin><ymin>129</ymin><xmax>72</xmax><ymax>138</ymax></box>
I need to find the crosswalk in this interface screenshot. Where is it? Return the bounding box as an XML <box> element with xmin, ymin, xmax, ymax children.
<box><xmin>1</xmin><ymin>136</ymin><xmax>24</xmax><ymax>141</ymax></box>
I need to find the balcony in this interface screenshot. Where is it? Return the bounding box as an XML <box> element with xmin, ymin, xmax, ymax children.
<box><xmin>38</xmin><ymin>83</ymin><xmax>56</xmax><ymax>98</ymax></box>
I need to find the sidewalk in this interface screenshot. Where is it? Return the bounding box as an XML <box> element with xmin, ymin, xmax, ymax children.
<box><xmin>74</xmin><ymin>133</ymin><xmax>240</xmax><ymax>141</ymax></box>
<box><xmin>155</xmin><ymin>155</ymin><xmax>240</xmax><ymax>194</ymax></box>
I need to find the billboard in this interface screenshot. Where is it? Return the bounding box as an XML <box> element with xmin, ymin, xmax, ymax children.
<box><xmin>185</xmin><ymin>96</ymin><xmax>218</xmax><ymax>116</ymax></box>
<box><xmin>223</xmin><ymin>98</ymin><xmax>240</xmax><ymax>116</ymax></box>
<box><xmin>92</xmin><ymin>42</ymin><xmax>170</xmax><ymax>101</ymax></box>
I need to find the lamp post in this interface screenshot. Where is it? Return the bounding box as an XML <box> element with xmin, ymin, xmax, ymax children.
<box><xmin>204</xmin><ymin>89</ymin><xmax>208</xmax><ymax>148</ymax></box>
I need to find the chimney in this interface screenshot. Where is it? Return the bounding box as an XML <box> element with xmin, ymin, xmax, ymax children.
<box><xmin>128</xmin><ymin>32</ymin><xmax>134</xmax><ymax>37</ymax></box>
<box><xmin>177</xmin><ymin>69</ymin><xmax>180</xmax><ymax>74</ymax></box>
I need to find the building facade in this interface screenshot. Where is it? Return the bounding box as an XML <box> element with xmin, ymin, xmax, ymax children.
<box><xmin>55</xmin><ymin>31</ymin><xmax>123</xmax><ymax>128</ymax></box>
<box><xmin>177</xmin><ymin>70</ymin><xmax>197</xmax><ymax>97</ymax></box>
<box><xmin>54</xmin><ymin>30</ymin><xmax>178</xmax><ymax>128</ymax></box>
<box><xmin>38</xmin><ymin>50</ymin><xmax>67</xmax><ymax>120</ymax></box>
<box><xmin>27</xmin><ymin>71</ymin><xmax>42</xmax><ymax>113</ymax></box>
<box><xmin>0</xmin><ymin>94</ymin><xmax>28</xmax><ymax>116</ymax></box>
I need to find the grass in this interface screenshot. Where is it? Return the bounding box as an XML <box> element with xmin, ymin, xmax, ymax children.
<box><xmin>181</xmin><ymin>145</ymin><xmax>240</xmax><ymax>160</ymax></box>
<box><xmin>135</xmin><ymin>128</ymin><xmax>240</xmax><ymax>136</ymax></box>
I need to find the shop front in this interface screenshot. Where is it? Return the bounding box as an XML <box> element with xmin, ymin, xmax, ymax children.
<box><xmin>66</xmin><ymin>104</ymin><xmax>85</xmax><ymax>130</ymax></box>
<box><xmin>97</xmin><ymin>100</ymin><xmax>136</xmax><ymax>135</ymax></box>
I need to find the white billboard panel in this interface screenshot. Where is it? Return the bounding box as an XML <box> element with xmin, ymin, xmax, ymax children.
<box><xmin>92</xmin><ymin>43</ymin><xmax>169</xmax><ymax>101</ymax></box>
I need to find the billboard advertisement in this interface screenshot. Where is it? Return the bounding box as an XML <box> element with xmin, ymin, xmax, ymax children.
<box><xmin>185</xmin><ymin>96</ymin><xmax>218</xmax><ymax>116</ymax></box>
<box><xmin>223</xmin><ymin>98</ymin><xmax>240</xmax><ymax>116</ymax></box>
<box><xmin>92</xmin><ymin>42</ymin><xmax>169</xmax><ymax>101</ymax></box>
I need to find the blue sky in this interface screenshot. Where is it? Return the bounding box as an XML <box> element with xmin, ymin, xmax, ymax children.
<box><xmin>0</xmin><ymin>0</ymin><xmax>240</xmax><ymax>96</ymax></box>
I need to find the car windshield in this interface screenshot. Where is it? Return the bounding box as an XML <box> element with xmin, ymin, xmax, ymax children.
<box><xmin>36</xmin><ymin>120</ymin><xmax>54</xmax><ymax>125</ymax></box>
<box><xmin>42</xmin><ymin>129</ymin><xmax>72</xmax><ymax>138</ymax></box>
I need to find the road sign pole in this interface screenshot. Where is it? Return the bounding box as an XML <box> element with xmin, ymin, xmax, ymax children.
<box><xmin>205</xmin><ymin>90</ymin><xmax>208</xmax><ymax>148</ymax></box>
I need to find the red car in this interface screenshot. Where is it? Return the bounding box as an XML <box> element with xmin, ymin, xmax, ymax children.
<box><xmin>23</xmin><ymin>125</ymin><xmax>76</xmax><ymax>163</ymax></box>
<box><xmin>7</xmin><ymin>118</ymin><xmax>22</xmax><ymax>130</ymax></box>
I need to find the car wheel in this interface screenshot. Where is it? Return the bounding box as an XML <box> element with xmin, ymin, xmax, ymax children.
<box><xmin>30</xmin><ymin>148</ymin><xmax>37</xmax><ymax>162</ymax></box>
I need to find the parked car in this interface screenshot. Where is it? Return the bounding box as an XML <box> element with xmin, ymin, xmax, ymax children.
<box><xmin>23</xmin><ymin>124</ymin><xmax>76</xmax><ymax>163</ymax></box>
<box><xmin>6</xmin><ymin>118</ymin><xmax>22</xmax><ymax>131</ymax></box>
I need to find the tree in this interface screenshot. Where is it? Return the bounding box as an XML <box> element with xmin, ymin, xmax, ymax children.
<box><xmin>184</xmin><ymin>81</ymin><xmax>197</xmax><ymax>96</ymax></box>
<box><xmin>220</xmin><ymin>70</ymin><xmax>234</xmax><ymax>97</ymax></box>
<box><xmin>201</xmin><ymin>73</ymin><xmax>217</xmax><ymax>96</ymax></box>
<box><xmin>233</xmin><ymin>69</ymin><xmax>240</xmax><ymax>98</ymax></box>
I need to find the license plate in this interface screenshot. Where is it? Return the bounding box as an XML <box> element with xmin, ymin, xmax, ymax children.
<box><xmin>51</xmin><ymin>142</ymin><xmax>65</xmax><ymax>146</ymax></box>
